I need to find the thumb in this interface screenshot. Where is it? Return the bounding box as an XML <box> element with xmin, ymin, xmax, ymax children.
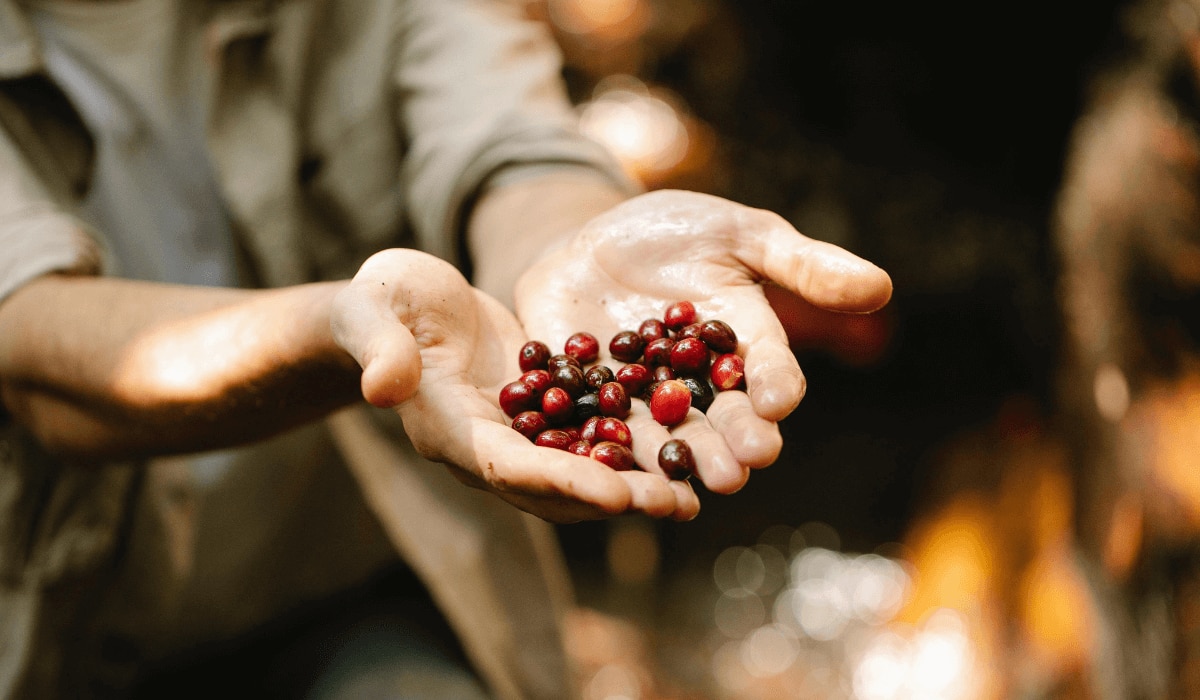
<box><xmin>330</xmin><ymin>283</ymin><xmax>422</xmax><ymax>409</ymax></box>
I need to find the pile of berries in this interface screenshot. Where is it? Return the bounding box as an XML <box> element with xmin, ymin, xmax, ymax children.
<box><xmin>499</xmin><ymin>301</ymin><xmax>747</xmax><ymax>480</ymax></box>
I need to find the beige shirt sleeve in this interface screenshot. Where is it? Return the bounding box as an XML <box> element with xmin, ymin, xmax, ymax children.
<box><xmin>392</xmin><ymin>0</ymin><xmax>638</xmax><ymax>262</ymax></box>
<box><xmin>0</xmin><ymin>125</ymin><xmax>103</xmax><ymax>304</ymax></box>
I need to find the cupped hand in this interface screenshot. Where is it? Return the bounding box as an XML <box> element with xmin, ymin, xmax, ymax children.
<box><xmin>331</xmin><ymin>248</ymin><xmax>700</xmax><ymax>523</ymax></box>
<box><xmin>514</xmin><ymin>190</ymin><xmax>892</xmax><ymax>494</ymax></box>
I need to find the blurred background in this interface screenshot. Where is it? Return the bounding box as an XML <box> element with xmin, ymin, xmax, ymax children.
<box><xmin>530</xmin><ymin>0</ymin><xmax>1144</xmax><ymax>698</ymax></box>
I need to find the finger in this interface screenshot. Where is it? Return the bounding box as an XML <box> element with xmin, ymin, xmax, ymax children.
<box><xmin>705</xmin><ymin>389</ymin><xmax>783</xmax><ymax>469</ymax></box>
<box><xmin>737</xmin><ymin>210</ymin><xmax>893</xmax><ymax>313</ymax></box>
<box><xmin>666</xmin><ymin>479</ymin><xmax>701</xmax><ymax>521</ymax></box>
<box><xmin>667</xmin><ymin>408</ymin><xmax>748</xmax><ymax>495</ymax></box>
<box><xmin>331</xmin><ymin>283</ymin><xmax>422</xmax><ymax>408</ymax></box>
<box><xmin>764</xmin><ymin>284</ymin><xmax>893</xmax><ymax>366</ymax></box>
<box><xmin>619</xmin><ymin>470</ymin><xmax>688</xmax><ymax>519</ymax></box>
<box><xmin>624</xmin><ymin>401</ymin><xmax>676</xmax><ymax>477</ymax></box>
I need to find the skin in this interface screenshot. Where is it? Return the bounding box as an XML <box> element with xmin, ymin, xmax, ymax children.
<box><xmin>0</xmin><ymin>173</ymin><xmax>890</xmax><ymax>524</ymax></box>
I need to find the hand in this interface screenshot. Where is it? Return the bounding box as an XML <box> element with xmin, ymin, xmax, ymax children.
<box><xmin>331</xmin><ymin>249</ymin><xmax>700</xmax><ymax>523</ymax></box>
<box><xmin>514</xmin><ymin>190</ymin><xmax>892</xmax><ymax>494</ymax></box>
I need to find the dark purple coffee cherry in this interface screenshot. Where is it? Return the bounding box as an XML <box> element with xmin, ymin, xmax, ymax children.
<box><xmin>658</xmin><ymin>439</ymin><xmax>696</xmax><ymax>480</ymax></box>
<box><xmin>608</xmin><ymin>331</ymin><xmax>645</xmax><ymax>363</ymax></box>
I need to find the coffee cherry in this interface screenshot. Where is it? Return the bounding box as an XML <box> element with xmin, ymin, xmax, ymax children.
<box><xmin>547</xmin><ymin>354</ymin><xmax>581</xmax><ymax>372</ymax></box>
<box><xmin>519</xmin><ymin>369</ymin><xmax>552</xmax><ymax>395</ymax></box>
<box><xmin>663</xmin><ymin>300</ymin><xmax>696</xmax><ymax>331</ymax></box>
<box><xmin>710</xmin><ymin>353</ymin><xmax>746</xmax><ymax>391</ymax></box>
<box><xmin>609</xmin><ymin>331</ymin><xmax>645</xmax><ymax>363</ymax></box>
<box><xmin>641</xmin><ymin>380</ymin><xmax>662</xmax><ymax>402</ymax></box>
<box><xmin>564</xmin><ymin>332</ymin><xmax>600</xmax><ymax>364</ymax></box>
<box><xmin>638</xmin><ymin>318</ymin><xmax>669</xmax><ymax>344</ymax></box>
<box><xmin>616</xmin><ymin>363</ymin><xmax>653</xmax><ymax>397</ymax></box>
<box><xmin>658</xmin><ymin>439</ymin><xmax>696</xmax><ymax>480</ymax></box>
<box><xmin>564</xmin><ymin>427</ymin><xmax>582</xmax><ymax>442</ymax></box>
<box><xmin>699</xmin><ymin>320</ymin><xmax>738</xmax><ymax>354</ymax></box>
<box><xmin>511</xmin><ymin>411</ymin><xmax>548</xmax><ymax>440</ymax></box>
<box><xmin>584</xmin><ymin>365</ymin><xmax>616</xmax><ymax>392</ymax></box>
<box><xmin>595</xmin><ymin>416</ymin><xmax>633</xmax><ymax>447</ymax></box>
<box><xmin>500</xmin><ymin>380</ymin><xmax>538</xmax><ymax>418</ymax></box>
<box><xmin>551</xmin><ymin>364</ymin><xmax>586</xmax><ymax>398</ymax></box>
<box><xmin>568</xmin><ymin>440</ymin><xmax>592</xmax><ymax>456</ymax></box>
<box><xmin>598</xmin><ymin>382</ymin><xmax>631</xmax><ymax>419</ymax></box>
<box><xmin>519</xmin><ymin>341</ymin><xmax>552</xmax><ymax>372</ymax></box>
<box><xmin>579</xmin><ymin>415</ymin><xmax>601</xmax><ymax>444</ymax></box>
<box><xmin>590</xmin><ymin>441</ymin><xmax>635</xmax><ymax>471</ymax></box>
<box><xmin>676</xmin><ymin>322</ymin><xmax>703</xmax><ymax>340</ymax></box>
<box><xmin>680</xmin><ymin>376</ymin><xmax>714</xmax><ymax>413</ymax></box>
<box><xmin>671</xmin><ymin>337</ymin><xmax>711</xmax><ymax>376</ymax></box>
<box><xmin>542</xmin><ymin>387</ymin><xmax>575</xmax><ymax>425</ymax></box>
<box><xmin>644</xmin><ymin>338</ymin><xmax>675</xmax><ymax>367</ymax></box>
<box><xmin>574</xmin><ymin>392</ymin><xmax>600</xmax><ymax>420</ymax></box>
<box><xmin>650</xmin><ymin>380</ymin><xmax>692</xmax><ymax>426</ymax></box>
<box><xmin>653</xmin><ymin>365</ymin><xmax>676</xmax><ymax>383</ymax></box>
<box><xmin>535</xmin><ymin>429</ymin><xmax>573</xmax><ymax>450</ymax></box>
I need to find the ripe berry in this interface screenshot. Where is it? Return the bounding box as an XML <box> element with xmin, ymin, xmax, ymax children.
<box><xmin>590</xmin><ymin>441</ymin><xmax>635</xmax><ymax>471</ymax></box>
<box><xmin>699</xmin><ymin>320</ymin><xmax>738</xmax><ymax>354</ymax></box>
<box><xmin>650</xmin><ymin>380</ymin><xmax>692</xmax><ymax>426</ymax></box>
<box><xmin>500</xmin><ymin>380</ymin><xmax>538</xmax><ymax>417</ymax></box>
<box><xmin>519</xmin><ymin>369</ymin><xmax>552</xmax><ymax>395</ymax></box>
<box><xmin>653</xmin><ymin>365</ymin><xmax>676</xmax><ymax>383</ymax></box>
<box><xmin>579</xmin><ymin>416</ymin><xmax>601</xmax><ymax>444</ymax></box>
<box><xmin>551</xmin><ymin>364</ymin><xmax>586</xmax><ymax>398</ymax></box>
<box><xmin>584</xmin><ymin>365</ymin><xmax>616</xmax><ymax>392</ymax></box>
<box><xmin>675</xmin><ymin>322</ymin><xmax>703</xmax><ymax>340</ymax></box>
<box><xmin>518</xmin><ymin>341</ymin><xmax>552</xmax><ymax>372</ymax></box>
<box><xmin>564</xmin><ymin>427</ymin><xmax>582</xmax><ymax>442</ymax></box>
<box><xmin>535</xmin><ymin>429</ymin><xmax>573</xmax><ymax>450</ymax></box>
<box><xmin>658</xmin><ymin>439</ymin><xmax>696</xmax><ymax>480</ymax></box>
<box><xmin>608</xmin><ymin>331</ymin><xmax>645</xmax><ymax>363</ymax></box>
<box><xmin>680</xmin><ymin>376</ymin><xmax>714</xmax><ymax>413</ymax></box>
<box><xmin>547</xmin><ymin>354</ymin><xmax>581</xmax><ymax>372</ymax></box>
<box><xmin>574</xmin><ymin>392</ymin><xmax>600</xmax><ymax>420</ymax></box>
<box><xmin>511</xmin><ymin>411</ymin><xmax>548</xmax><ymax>440</ymax></box>
<box><xmin>638</xmin><ymin>318</ymin><xmax>669</xmax><ymax>344</ymax></box>
<box><xmin>564</xmin><ymin>332</ymin><xmax>600</xmax><ymax>364</ymax></box>
<box><xmin>542</xmin><ymin>387</ymin><xmax>575</xmax><ymax>425</ymax></box>
<box><xmin>568</xmin><ymin>440</ymin><xmax>592</xmax><ymax>456</ymax></box>
<box><xmin>710</xmin><ymin>353</ymin><xmax>746</xmax><ymax>391</ymax></box>
<box><xmin>670</xmin><ymin>337</ymin><xmax>710</xmax><ymax>376</ymax></box>
<box><xmin>616</xmin><ymin>363</ymin><xmax>653</xmax><ymax>397</ymax></box>
<box><xmin>595</xmin><ymin>416</ymin><xmax>633</xmax><ymax>447</ymax></box>
<box><xmin>644</xmin><ymin>338</ymin><xmax>675</xmax><ymax>367</ymax></box>
<box><xmin>663</xmin><ymin>301</ymin><xmax>696</xmax><ymax>331</ymax></box>
<box><xmin>598</xmin><ymin>382</ymin><xmax>631</xmax><ymax>418</ymax></box>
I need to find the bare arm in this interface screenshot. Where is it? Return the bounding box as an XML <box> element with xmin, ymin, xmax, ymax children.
<box><xmin>0</xmin><ymin>275</ymin><xmax>371</xmax><ymax>462</ymax></box>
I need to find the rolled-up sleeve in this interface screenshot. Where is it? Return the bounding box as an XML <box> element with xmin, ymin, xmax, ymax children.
<box><xmin>392</xmin><ymin>0</ymin><xmax>638</xmax><ymax>261</ymax></box>
<box><xmin>0</xmin><ymin>128</ymin><xmax>102</xmax><ymax>304</ymax></box>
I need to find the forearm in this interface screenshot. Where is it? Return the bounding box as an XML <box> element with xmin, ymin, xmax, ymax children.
<box><xmin>0</xmin><ymin>275</ymin><xmax>363</xmax><ymax>461</ymax></box>
<box><xmin>467</xmin><ymin>169</ymin><xmax>631</xmax><ymax>306</ymax></box>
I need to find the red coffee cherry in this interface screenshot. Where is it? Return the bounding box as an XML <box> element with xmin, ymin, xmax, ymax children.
<box><xmin>638</xmin><ymin>318</ymin><xmax>669</xmax><ymax>344</ymax></box>
<box><xmin>650</xmin><ymin>380</ymin><xmax>692</xmax><ymax>426</ymax></box>
<box><xmin>595</xmin><ymin>416</ymin><xmax>633</xmax><ymax>447</ymax></box>
<box><xmin>658</xmin><ymin>439</ymin><xmax>696</xmax><ymax>480</ymax></box>
<box><xmin>590</xmin><ymin>441</ymin><xmax>635</xmax><ymax>471</ymax></box>
<box><xmin>519</xmin><ymin>341</ymin><xmax>552</xmax><ymax>372</ymax></box>
<box><xmin>519</xmin><ymin>369</ymin><xmax>552</xmax><ymax>395</ymax></box>
<box><xmin>699</xmin><ymin>320</ymin><xmax>738</xmax><ymax>354</ymax></box>
<box><xmin>564</xmin><ymin>332</ymin><xmax>600</xmax><ymax>364</ymax></box>
<box><xmin>675</xmin><ymin>322</ymin><xmax>703</xmax><ymax>340</ymax></box>
<box><xmin>511</xmin><ymin>411</ymin><xmax>548</xmax><ymax>440</ymax></box>
<box><xmin>541</xmin><ymin>387</ymin><xmax>575</xmax><ymax>425</ymax></box>
<box><xmin>547</xmin><ymin>354</ymin><xmax>581</xmax><ymax>372</ymax></box>
<box><xmin>643</xmin><ymin>338</ymin><xmax>675</xmax><ymax>367</ymax></box>
<box><xmin>579</xmin><ymin>416</ymin><xmax>601</xmax><ymax>444</ymax></box>
<box><xmin>598</xmin><ymin>382</ymin><xmax>631</xmax><ymax>419</ymax></box>
<box><xmin>564</xmin><ymin>427</ymin><xmax>582</xmax><ymax>442</ymax></box>
<box><xmin>663</xmin><ymin>301</ymin><xmax>696</xmax><ymax>331</ymax></box>
<box><xmin>535</xmin><ymin>429</ymin><xmax>573</xmax><ymax>450</ymax></box>
<box><xmin>616</xmin><ymin>363</ymin><xmax>653</xmax><ymax>397</ymax></box>
<box><xmin>500</xmin><ymin>380</ymin><xmax>538</xmax><ymax>418</ymax></box>
<box><xmin>584</xmin><ymin>365</ymin><xmax>616</xmax><ymax>392</ymax></box>
<box><xmin>670</xmin><ymin>337</ymin><xmax>711</xmax><ymax>376</ymax></box>
<box><xmin>710</xmin><ymin>353</ymin><xmax>746</xmax><ymax>391</ymax></box>
<box><xmin>608</xmin><ymin>331</ymin><xmax>645</xmax><ymax>363</ymax></box>
<box><xmin>568</xmin><ymin>440</ymin><xmax>592</xmax><ymax>456</ymax></box>
<box><xmin>653</xmin><ymin>365</ymin><xmax>676</xmax><ymax>383</ymax></box>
